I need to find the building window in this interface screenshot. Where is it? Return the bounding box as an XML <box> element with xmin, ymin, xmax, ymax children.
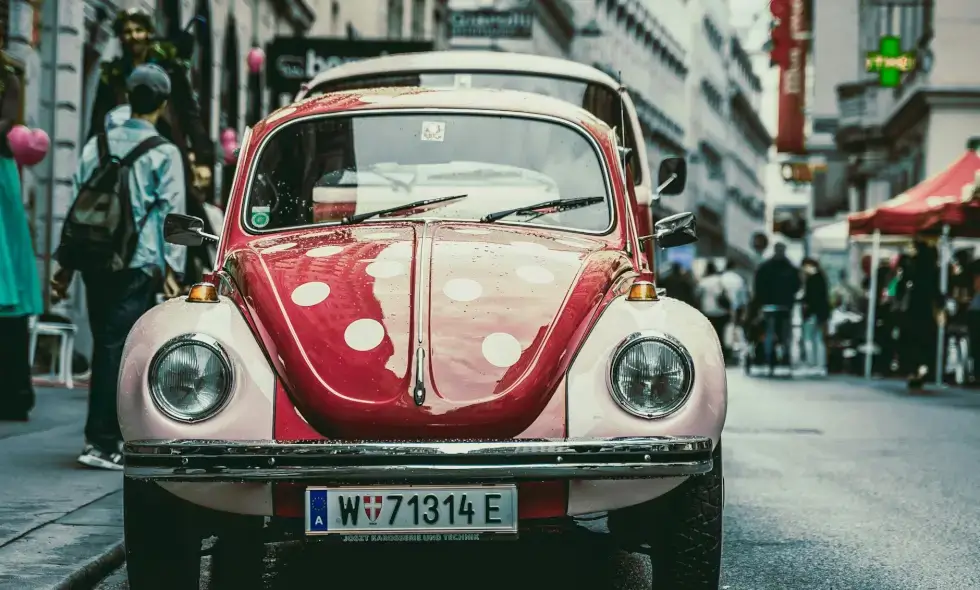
<box><xmin>411</xmin><ymin>0</ymin><xmax>425</xmax><ymax>39</ymax></box>
<box><xmin>703</xmin><ymin>16</ymin><xmax>723</xmax><ymax>54</ymax></box>
<box><xmin>387</xmin><ymin>0</ymin><xmax>403</xmax><ymax>39</ymax></box>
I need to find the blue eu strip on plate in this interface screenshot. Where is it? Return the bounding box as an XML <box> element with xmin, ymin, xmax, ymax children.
<box><xmin>309</xmin><ymin>489</ymin><xmax>328</xmax><ymax>532</ymax></box>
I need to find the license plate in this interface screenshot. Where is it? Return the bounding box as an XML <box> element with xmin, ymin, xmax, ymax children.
<box><xmin>305</xmin><ymin>485</ymin><xmax>518</xmax><ymax>537</ymax></box>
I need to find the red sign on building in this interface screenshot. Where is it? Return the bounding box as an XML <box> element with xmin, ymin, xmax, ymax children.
<box><xmin>771</xmin><ymin>0</ymin><xmax>808</xmax><ymax>154</ymax></box>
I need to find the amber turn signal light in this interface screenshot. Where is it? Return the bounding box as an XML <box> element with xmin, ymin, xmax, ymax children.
<box><xmin>627</xmin><ymin>280</ymin><xmax>658</xmax><ymax>301</ymax></box>
<box><xmin>186</xmin><ymin>282</ymin><xmax>219</xmax><ymax>303</ymax></box>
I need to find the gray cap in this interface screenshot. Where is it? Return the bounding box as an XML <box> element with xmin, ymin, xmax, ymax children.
<box><xmin>126</xmin><ymin>63</ymin><xmax>171</xmax><ymax>97</ymax></box>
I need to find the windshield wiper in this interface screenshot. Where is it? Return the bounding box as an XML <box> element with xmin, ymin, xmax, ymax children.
<box><xmin>480</xmin><ymin>196</ymin><xmax>605</xmax><ymax>223</ymax></box>
<box><xmin>340</xmin><ymin>194</ymin><xmax>468</xmax><ymax>225</ymax></box>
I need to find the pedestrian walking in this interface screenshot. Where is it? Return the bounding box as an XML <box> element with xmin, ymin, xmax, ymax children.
<box><xmin>660</xmin><ymin>261</ymin><xmax>698</xmax><ymax>308</ymax></box>
<box><xmin>897</xmin><ymin>240</ymin><xmax>943</xmax><ymax>389</ymax></box>
<box><xmin>753</xmin><ymin>242</ymin><xmax>801</xmax><ymax>374</ymax></box>
<box><xmin>0</xmin><ymin>44</ymin><xmax>42</xmax><ymax>422</ymax></box>
<box><xmin>87</xmin><ymin>8</ymin><xmax>214</xmax><ymax>290</ymax></box>
<box><xmin>720</xmin><ymin>259</ymin><xmax>750</xmax><ymax>357</ymax></box>
<box><xmin>800</xmin><ymin>257</ymin><xmax>830</xmax><ymax>376</ymax></box>
<box><xmin>50</xmin><ymin>65</ymin><xmax>186</xmax><ymax>469</ymax></box>
<box><xmin>697</xmin><ymin>262</ymin><xmax>732</xmax><ymax>357</ymax></box>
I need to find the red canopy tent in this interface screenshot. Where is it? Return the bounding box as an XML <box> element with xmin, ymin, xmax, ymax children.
<box><xmin>846</xmin><ymin>150</ymin><xmax>980</xmax><ymax>384</ymax></box>
<box><xmin>848</xmin><ymin>150</ymin><xmax>980</xmax><ymax>237</ymax></box>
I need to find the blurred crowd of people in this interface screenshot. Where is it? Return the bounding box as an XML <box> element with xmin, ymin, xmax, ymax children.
<box><xmin>860</xmin><ymin>241</ymin><xmax>980</xmax><ymax>389</ymax></box>
<box><xmin>661</xmin><ymin>238</ymin><xmax>980</xmax><ymax>389</ymax></box>
<box><xmin>659</xmin><ymin>243</ymin><xmax>833</xmax><ymax>377</ymax></box>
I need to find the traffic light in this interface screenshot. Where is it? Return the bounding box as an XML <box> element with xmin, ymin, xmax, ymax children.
<box><xmin>768</xmin><ymin>0</ymin><xmax>791</xmax><ymax>69</ymax></box>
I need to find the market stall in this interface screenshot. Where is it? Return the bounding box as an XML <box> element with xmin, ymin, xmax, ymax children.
<box><xmin>848</xmin><ymin>150</ymin><xmax>980</xmax><ymax>382</ymax></box>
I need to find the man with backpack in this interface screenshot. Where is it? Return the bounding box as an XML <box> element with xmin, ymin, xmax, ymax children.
<box><xmin>51</xmin><ymin>64</ymin><xmax>186</xmax><ymax>470</ymax></box>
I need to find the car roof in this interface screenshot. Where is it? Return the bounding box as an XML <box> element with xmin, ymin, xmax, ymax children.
<box><xmin>266</xmin><ymin>86</ymin><xmax>614</xmax><ymax>136</ymax></box>
<box><xmin>300</xmin><ymin>50</ymin><xmax>621</xmax><ymax>94</ymax></box>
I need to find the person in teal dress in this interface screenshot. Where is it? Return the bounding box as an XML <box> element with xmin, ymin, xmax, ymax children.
<box><xmin>0</xmin><ymin>38</ymin><xmax>42</xmax><ymax>421</ymax></box>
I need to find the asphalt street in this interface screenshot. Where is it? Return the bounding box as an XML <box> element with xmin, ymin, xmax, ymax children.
<box><xmin>83</xmin><ymin>371</ymin><xmax>980</xmax><ymax>588</ymax></box>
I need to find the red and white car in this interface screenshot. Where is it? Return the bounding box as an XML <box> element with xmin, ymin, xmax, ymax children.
<box><xmin>120</xmin><ymin>86</ymin><xmax>726</xmax><ymax>588</ymax></box>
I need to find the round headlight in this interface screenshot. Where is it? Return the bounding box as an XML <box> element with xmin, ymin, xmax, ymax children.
<box><xmin>149</xmin><ymin>334</ymin><xmax>233</xmax><ymax>422</ymax></box>
<box><xmin>608</xmin><ymin>331</ymin><xmax>694</xmax><ymax>419</ymax></box>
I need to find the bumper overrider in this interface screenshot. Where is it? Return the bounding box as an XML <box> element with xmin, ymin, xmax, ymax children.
<box><xmin>123</xmin><ymin>437</ymin><xmax>713</xmax><ymax>483</ymax></box>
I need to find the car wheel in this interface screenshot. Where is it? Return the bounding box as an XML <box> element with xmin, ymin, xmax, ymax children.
<box><xmin>647</xmin><ymin>442</ymin><xmax>724</xmax><ymax>589</ymax></box>
<box><xmin>124</xmin><ymin>479</ymin><xmax>202</xmax><ymax>589</ymax></box>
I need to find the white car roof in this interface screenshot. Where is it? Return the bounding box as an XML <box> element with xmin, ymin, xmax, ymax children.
<box><xmin>299</xmin><ymin>50</ymin><xmax>621</xmax><ymax>97</ymax></box>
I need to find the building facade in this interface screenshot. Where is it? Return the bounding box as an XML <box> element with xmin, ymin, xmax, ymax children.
<box><xmin>447</xmin><ymin>0</ymin><xmax>574</xmax><ymax>58</ymax></box>
<box><xmin>834</xmin><ymin>0</ymin><xmax>980</xmax><ymax>224</ymax></box>
<box><xmin>567</xmin><ymin>0</ymin><xmax>689</xmax><ymax>234</ymax></box>
<box><xmin>8</xmin><ymin>0</ymin><xmax>446</xmax><ymax>359</ymax></box>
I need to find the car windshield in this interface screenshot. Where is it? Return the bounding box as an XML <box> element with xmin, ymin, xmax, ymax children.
<box><xmin>305</xmin><ymin>72</ymin><xmax>642</xmax><ymax>184</ymax></box>
<box><xmin>244</xmin><ymin>112</ymin><xmax>612</xmax><ymax>233</ymax></box>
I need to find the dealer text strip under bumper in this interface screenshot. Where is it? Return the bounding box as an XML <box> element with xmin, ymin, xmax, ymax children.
<box><xmin>123</xmin><ymin>436</ymin><xmax>713</xmax><ymax>483</ymax></box>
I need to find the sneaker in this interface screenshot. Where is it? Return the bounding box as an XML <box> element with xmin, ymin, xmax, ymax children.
<box><xmin>77</xmin><ymin>444</ymin><xmax>124</xmax><ymax>471</ymax></box>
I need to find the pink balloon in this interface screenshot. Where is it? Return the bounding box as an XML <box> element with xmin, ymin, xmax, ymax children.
<box><xmin>8</xmin><ymin>125</ymin><xmax>50</xmax><ymax>167</ymax></box>
<box><xmin>220</xmin><ymin>128</ymin><xmax>237</xmax><ymax>144</ymax></box>
<box><xmin>246</xmin><ymin>48</ymin><xmax>265</xmax><ymax>74</ymax></box>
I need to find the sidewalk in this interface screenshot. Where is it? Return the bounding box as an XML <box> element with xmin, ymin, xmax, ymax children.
<box><xmin>0</xmin><ymin>387</ymin><xmax>124</xmax><ymax>590</ymax></box>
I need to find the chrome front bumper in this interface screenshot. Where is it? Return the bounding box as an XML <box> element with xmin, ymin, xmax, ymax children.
<box><xmin>123</xmin><ymin>437</ymin><xmax>713</xmax><ymax>483</ymax></box>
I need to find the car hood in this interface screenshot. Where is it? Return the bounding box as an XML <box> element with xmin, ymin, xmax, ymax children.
<box><xmin>226</xmin><ymin>222</ymin><xmax>629</xmax><ymax>439</ymax></box>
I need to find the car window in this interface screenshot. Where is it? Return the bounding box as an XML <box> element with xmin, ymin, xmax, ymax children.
<box><xmin>305</xmin><ymin>72</ymin><xmax>643</xmax><ymax>185</ymax></box>
<box><xmin>244</xmin><ymin>113</ymin><xmax>612</xmax><ymax>233</ymax></box>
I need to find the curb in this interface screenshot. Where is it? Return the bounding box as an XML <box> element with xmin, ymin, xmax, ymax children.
<box><xmin>46</xmin><ymin>541</ymin><xmax>124</xmax><ymax>590</ymax></box>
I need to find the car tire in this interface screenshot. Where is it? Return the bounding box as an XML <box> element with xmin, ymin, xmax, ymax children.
<box><xmin>124</xmin><ymin>479</ymin><xmax>202</xmax><ymax>589</ymax></box>
<box><xmin>647</xmin><ymin>442</ymin><xmax>724</xmax><ymax>589</ymax></box>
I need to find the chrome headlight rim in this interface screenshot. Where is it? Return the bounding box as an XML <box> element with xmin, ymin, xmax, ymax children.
<box><xmin>606</xmin><ymin>330</ymin><xmax>695</xmax><ymax>420</ymax></box>
<box><xmin>148</xmin><ymin>333</ymin><xmax>234</xmax><ymax>423</ymax></box>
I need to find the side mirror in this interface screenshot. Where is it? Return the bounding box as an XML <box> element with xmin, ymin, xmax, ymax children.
<box><xmin>640</xmin><ymin>211</ymin><xmax>697</xmax><ymax>249</ymax></box>
<box><xmin>164</xmin><ymin>213</ymin><xmax>218</xmax><ymax>246</ymax></box>
<box><xmin>657</xmin><ymin>157</ymin><xmax>687</xmax><ymax>196</ymax></box>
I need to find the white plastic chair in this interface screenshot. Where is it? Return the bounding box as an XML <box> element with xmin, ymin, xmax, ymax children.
<box><xmin>28</xmin><ymin>319</ymin><xmax>77</xmax><ymax>389</ymax></box>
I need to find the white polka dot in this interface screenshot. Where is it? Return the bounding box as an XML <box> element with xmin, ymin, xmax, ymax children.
<box><xmin>455</xmin><ymin>228</ymin><xmax>491</xmax><ymax>235</ymax></box>
<box><xmin>516</xmin><ymin>265</ymin><xmax>555</xmax><ymax>284</ymax></box>
<box><xmin>306</xmin><ymin>245</ymin><xmax>343</xmax><ymax>258</ymax></box>
<box><xmin>345</xmin><ymin>319</ymin><xmax>385</xmax><ymax>351</ymax></box>
<box><xmin>379</xmin><ymin>242</ymin><xmax>413</xmax><ymax>259</ymax></box>
<box><xmin>261</xmin><ymin>242</ymin><xmax>296</xmax><ymax>254</ymax></box>
<box><xmin>482</xmin><ymin>333</ymin><xmax>523</xmax><ymax>368</ymax></box>
<box><xmin>443</xmin><ymin>278</ymin><xmax>482</xmax><ymax>302</ymax></box>
<box><xmin>291</xmin><ymin>282</ymin><xmax>330</xmax><ymax>306</ymax></box>
<box><xmin>294</xmin><ymin>407</ymin><xmax>310</xmax><ymax>424</ymax></box>
<box><xmin>555</xmin><ymin>238</ymin><xmax>593</xmax><ymax>249</ymax></box>
<box><xmin>366</xmin><ymin>260</ymin><xmax>406</xmax><ymax>278</ymax></box>
<box><xmin>510</xmin><ymin>241</ymin><xmax>550</xmax><ymax>254</ymax></box>
<box><xmin>363</xmin><ymin>232</ymin><xmax>400</xmax><ymax>239</ymax></box>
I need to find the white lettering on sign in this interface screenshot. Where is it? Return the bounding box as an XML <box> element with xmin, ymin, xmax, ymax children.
<box><xmin>305</xmin><ymin>49</ymin><xmax>392</xmax><ymax>78</ymax></box>
<box><xmin>782</xmin><ymin>0</ymin><xmax>805</xmax><ymax>96</ymax></box>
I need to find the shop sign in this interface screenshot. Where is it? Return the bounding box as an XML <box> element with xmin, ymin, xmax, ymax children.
<box><xmin>773</xmin><ymin>0</ymin><xmax>807</xmax><ymax>154</ymax></box>
<box><xmin>448</xmin><ymin>9</ymin><xmax>533</xmax><ymax>39</ymax></box>
<box><xmin>266</xmin><ymin>37</ymin><xmax>434</xmax><ymax>94</ymax></box>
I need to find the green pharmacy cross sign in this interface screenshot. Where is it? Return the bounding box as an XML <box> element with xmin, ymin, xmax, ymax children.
<box><xmin>866</xmin><ymin>36</ymin><xmax>916</xmax><ymax>87</ymax></box>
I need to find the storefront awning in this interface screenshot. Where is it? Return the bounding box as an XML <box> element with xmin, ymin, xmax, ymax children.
<box><xmin>848</xmin><ymin>151</ymin><xmax>980</xmax><ymax>237</ymax></box>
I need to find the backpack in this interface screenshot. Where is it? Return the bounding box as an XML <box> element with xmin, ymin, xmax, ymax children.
<box><xmin>55</xmin><ymin>134</ymin><xmax>169</xmax><ymax>274</ymax></box>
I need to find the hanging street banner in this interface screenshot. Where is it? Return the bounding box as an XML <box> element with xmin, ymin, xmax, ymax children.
<box><xmin>266</xmin><ymin>37</ymin><xmax>434</xmax><ymax>95</ymax></box>
<box><xmin>448</xmin><ymin>9</ymin><xmax>534</xmax><ymax>39</ymax></box>
<box><xmin>772</xmin><ymin>0</ymin><xmax>808</xmax><ymax>154</ymax></box>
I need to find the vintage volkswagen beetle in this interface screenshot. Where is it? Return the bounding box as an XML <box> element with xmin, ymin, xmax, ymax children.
<box><xmin>120</xmin><ymin>87</ymin><xmax>726</xmax><ymax>588</ymax></box>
